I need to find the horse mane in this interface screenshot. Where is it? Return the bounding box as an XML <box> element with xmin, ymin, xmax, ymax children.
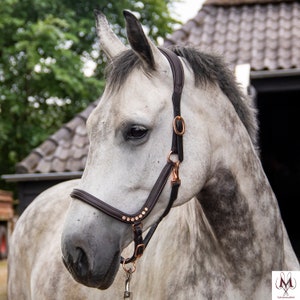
<box><xmin>105</xmin><ymin>46</ymin><xmax>258</xmax><ymax>147</ymax></box>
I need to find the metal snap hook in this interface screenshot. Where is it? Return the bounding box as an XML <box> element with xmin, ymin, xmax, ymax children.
<box><xmin>123</xmin><ymin>263</ymin><xmax>135</xmax><ymax>299</ymax></box>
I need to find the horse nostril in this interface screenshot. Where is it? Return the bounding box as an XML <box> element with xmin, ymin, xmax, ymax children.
<box><xmin>63</xmin><ymin>246</ymin><xmax>90</xmax><ymax>280</ymax></box>
<box><xmin>74</xmin><ymin>247</ymin><xmax>89</xmax><ymax>276</ymax></box>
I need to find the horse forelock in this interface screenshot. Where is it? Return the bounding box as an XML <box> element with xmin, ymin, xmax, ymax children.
<box><xmin>104</xmin><ymin>46</ymin><xmax>258</xmax><ymax>148</ymax></box>
<box><xmin>105</xmin><ymin>50</ymin><xmax>151</xmax><ymax>92</ymax></box>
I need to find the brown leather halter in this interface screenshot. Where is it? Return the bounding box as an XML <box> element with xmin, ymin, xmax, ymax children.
<box><xmin>70</xmin><ymin>48</ymin><xmax>185</xmax><ymax>265</ymax></box>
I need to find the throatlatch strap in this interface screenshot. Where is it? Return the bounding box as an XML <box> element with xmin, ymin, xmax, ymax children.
<box><xmin>159</xmin><ymin>47</ymin><xmax>185</xmax><ymax>162</ymax></box>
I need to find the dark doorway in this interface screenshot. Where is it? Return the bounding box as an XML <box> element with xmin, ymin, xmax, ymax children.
<box><xmin>257</xmin><ymin>90</ymin><xmax>300</xmax><ymax>258</ymax></box>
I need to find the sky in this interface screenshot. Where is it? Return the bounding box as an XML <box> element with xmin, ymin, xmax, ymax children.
<box><xmin>173</xmin><ymin>0</ymin><xmax>206</xmax><ymax>23</ymax></box>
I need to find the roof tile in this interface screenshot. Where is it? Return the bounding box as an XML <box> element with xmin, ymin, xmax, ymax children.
<box><xmin>16</xmin><ymin>101</ymin><xmax>97</xmax><ymax>173</ymax></box>
<box><xmin>165</xmin><ymin>1</ymin><xmax>300</xmax><ymax>71</ymax></box>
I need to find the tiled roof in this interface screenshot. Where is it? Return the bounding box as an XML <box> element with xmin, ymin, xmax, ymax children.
<box><xmin>165</xmin><ymin>0</ymin><xmax>300</xmax><ymax>71</ymax></box>
<box><xmin>16</xmin><ymin>0</ymin><xmax>300</xmax><ymax>174</ymax></box>
<box><xmin>16</xmin><ymin>101</ymin><xmax>98</xmax><ymax>174</ymax></box>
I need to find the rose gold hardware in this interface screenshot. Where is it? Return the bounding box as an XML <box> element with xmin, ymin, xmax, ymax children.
<box><xmin>134</xmin><ymin>243</ymin><xmax>145</xmax><ymax>259</ymax></box>
<box><xmin>122</xmin><ymin>260</ymin><xmax>136</xmax><ymax>273</ymax></box>
<box><xmin>123</xmin><ymin>262</ymin><xmax>135</xmax><ymax>299</ymax></box>
<box><xmin>167</xmin><ymin>151</ymin><xmax>181</xmax><ymax>185</ymax></box>
<box><xmin>168</xmin><ymin>151</ymin><xmax>179</xmax><ymax>164</ymax></box>
<box><xmin>171</xmin><ymin>161</ymin><xmax>181</xmax><ymax>185</ymax></box>
<box><xmin>173</xmin><ymin>116</ymin><xmax>185</xmax><ymax>136</ymax></box>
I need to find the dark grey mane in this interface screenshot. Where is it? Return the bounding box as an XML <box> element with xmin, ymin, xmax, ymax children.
<box><xmin>105</xmin><ymin>47</ymin><xmax>258</xmax><ymax>147</ymax></box>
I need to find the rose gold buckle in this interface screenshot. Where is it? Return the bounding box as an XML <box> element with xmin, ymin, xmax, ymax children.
<box><xmin>171</xmin><ymin>161</ymin><xmax>181</xmax><ymax>185</ymax></box>
<box><xmin>173</xmin><ymin>116</ymin><xmax>185</xmax><ymax>136</ymax></box>
<box><xmin>167</xmin><ymin>151</ymin><xmax>181</xmax><ymax>185</ymax></box>
<box><xmin>134</xmin><ymin>243</ymin><xmax>145</xmax><ymax>259</ymax></box>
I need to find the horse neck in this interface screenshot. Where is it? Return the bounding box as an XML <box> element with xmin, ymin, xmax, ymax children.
<box><xmin>196</xmin><ymin>93</ymin><xmax>285</xmax><ymax>286</ymax></box>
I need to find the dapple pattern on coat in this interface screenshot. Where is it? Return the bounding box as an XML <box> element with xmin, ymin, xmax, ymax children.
<box><xmin>8</xmin><ymin>10</ymin><xmax>299</xmax><ymax>299</ymax></box>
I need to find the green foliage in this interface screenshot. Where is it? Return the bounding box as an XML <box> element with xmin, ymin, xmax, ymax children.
<box><xmin>0</xmin><ymin>0</ymin><xmax>180</xmax><ymax>190</ymax></box>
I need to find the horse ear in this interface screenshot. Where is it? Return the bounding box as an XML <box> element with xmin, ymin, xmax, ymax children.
<box><xmin>94</xmin><ymin>10</ymin><xmax>127</xmax><ymax>60</ymax></box>
<box><xmin>123</xmin><ymin>10</ymin><xmax>163</xmax><ymax>70</ymax></box>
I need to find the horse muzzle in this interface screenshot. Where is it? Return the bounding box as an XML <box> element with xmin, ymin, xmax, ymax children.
<box><xmin>60</xmin><ymin>206</ymin><xmax>128</xmax><ymax>290</ymax></box>
<box><xmin>61</xmin><ymin>246</ymin><xmax>120</xmax><ymax>289</ymax></box>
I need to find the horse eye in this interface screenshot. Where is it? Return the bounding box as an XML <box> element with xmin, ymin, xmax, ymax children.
<box><xmin>125</xmin><ymin>125</ymin><xmax>148</xmax><ymax>140</ymax></box>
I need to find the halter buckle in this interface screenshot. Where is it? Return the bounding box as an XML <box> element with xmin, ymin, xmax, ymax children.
<box><xmin>171</xmin><ymin>161</ymin><xmax>181</xmax><ymax>186</ymax></box>
<box><xmin>173</xmin><ymin>116</ymin><xmax>185</xmax><ymax>136</ymax></box>
<box><xmin>121</xmin><ymin>223</ymin><xmax>145</xmax><ymax>265</ymax></box>
<box><xmin>168</xmin><ymin>152</ymin><xmax>181</xmax><ymax>186</ymax></box>
<box><xmin>134</xmin><ymin>243</ymin><xmax>145</xmax><ymax>259</ymax></box>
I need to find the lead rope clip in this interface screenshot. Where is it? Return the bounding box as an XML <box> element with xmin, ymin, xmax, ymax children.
<box><xmin>123</xmin><ymin>262</ymin><xmax>136</xmax><ymax>299</ymax></box>
<box><xmin>123</xmin><ymin>271</ymin><xmax>132</xmax><ymax>299</ymax></box>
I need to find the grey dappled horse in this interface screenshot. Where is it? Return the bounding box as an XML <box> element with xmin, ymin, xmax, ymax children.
<box><xmin>8</xmin><ymin>10</ymin><xmax>299</xmax><ymax>300</ymax></box>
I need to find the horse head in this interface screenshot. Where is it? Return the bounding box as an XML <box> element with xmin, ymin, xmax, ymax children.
<box><xmin>61</xmin><ymin>10</ymin><xmax>211</xmax><ymax>289</ymax></box>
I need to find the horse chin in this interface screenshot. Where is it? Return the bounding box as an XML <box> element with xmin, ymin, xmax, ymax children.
<box><xmin>96</xmin><ymin>253</ymin><xmax>120</xmax><ymax>290</ymax></box>
<box><xmin>62</xmin><ymin>251</ymin><xmax>120</xmax><ymax>290</ymax></box>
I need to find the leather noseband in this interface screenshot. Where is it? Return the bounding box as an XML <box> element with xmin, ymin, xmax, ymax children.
<box><xmin>70</xmin><ymin>48</ymin><xmax>185</xmax><ymax>264</ymax></box>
